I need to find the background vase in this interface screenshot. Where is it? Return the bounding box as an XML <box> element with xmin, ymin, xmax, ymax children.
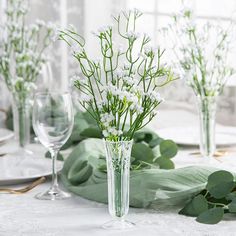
<box><xmin>11</xmin><ymin>93</ymin><xmax>32</xmax><ymax>156</ymax></box>
<box><xmin>103</xmin><ymin>139</ymin><xmax>134</xmax><ymax>229</ymax></box>
<box><xmin>197</xmin><ymin>96</ymin><xmax>217</xmax><ymax>159</ymax></box>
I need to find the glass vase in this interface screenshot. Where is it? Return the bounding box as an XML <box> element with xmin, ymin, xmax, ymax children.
<box><xmin>11</xmin><ymin>94</ymin><xmax>32</xmax><ymax>156</ymax></box>
<box><xmin>103</xmin><ymin>139</ymin><xmax>135</xmax><ymax>230</ymax></box>
<box><xmin>197</xmin><ymin>96</ymin><xmax>217</xmax><ymax>159</ymax></box>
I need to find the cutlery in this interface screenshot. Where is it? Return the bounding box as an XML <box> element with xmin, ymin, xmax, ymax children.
<box><xmin>0</xmin><ymin>176</ymin><xmax>46</xmax><ymax>194</ymax></box>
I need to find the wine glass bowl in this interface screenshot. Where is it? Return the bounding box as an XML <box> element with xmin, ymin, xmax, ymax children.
<box><xmin>33</xmin><ymin>92</ymin><xmax>74</xmax><ymax>200</ymax></box>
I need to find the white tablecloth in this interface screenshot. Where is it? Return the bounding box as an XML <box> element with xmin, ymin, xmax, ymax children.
<box><xmin>1</xmin><ymin>149</ymin><xmax>236</xmax><ymax>236</ymax></box>
<box><xmin>1</xmin><ymin>109</ymin><xmax>236</xmax><ymax>236</ymax></box>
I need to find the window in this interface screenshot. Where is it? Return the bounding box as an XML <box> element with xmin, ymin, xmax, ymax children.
<box><xmin>126</xmin><ymin>0</ymin><xmax>236</xmax><ymax>42</ymax></box>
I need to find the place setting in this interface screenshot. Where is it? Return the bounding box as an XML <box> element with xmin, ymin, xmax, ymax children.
<box><xmin>1</xmin><ymin>0</ymin><xmax>236</xmax><ymax>235</ymax></box>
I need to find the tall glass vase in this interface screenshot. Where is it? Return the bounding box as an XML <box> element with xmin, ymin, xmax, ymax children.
<box><xmin>11</xmin><ymin>94</ymin><xmax>32</xmax><ymax>156</ymax></box>
<box><xmin>197</xmin><ymin>96</ymin><xmax>217</xmax><ymax>159</ymax></box>
<box><xmin>103</xmin><ymin>139</ymin><xmax>134</xmax><ymax>230</ymax></box>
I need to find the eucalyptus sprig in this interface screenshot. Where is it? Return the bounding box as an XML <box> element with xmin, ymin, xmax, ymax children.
<box><xmin>179</xmin><ymin>170</ymin><xmax>236</xmax><ymax>224</ymax></box>
<box><xmin>0</xmin><ymin>0</ymin><xmax>55</xmax><ymax>103</ymax></box>
<box><xmin>59</xmin><ymin>9</ymin><xmax>176</xmax><ymax>141</ymax></box>
<box><xmin>161</xmin><ymin>7</ymin><xmax>235</xmax><ymax>97</ymax></box>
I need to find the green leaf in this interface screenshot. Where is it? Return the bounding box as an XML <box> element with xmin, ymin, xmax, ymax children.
<box><xmin>179</xmin><ymin>195</ymin><xmax>208</xmax><ymax>217</ymax></box>
<box><xmin>228</xmin><ymin>201</ymin><xmax>236</xmax><ymax>213</ymax></box>
<box><xmin>206</xmin><ymin>170</ymin><xmax>234</xmax><ymax>189</ymax></box>
<box><xmin>226</xmin><ymin>192</ymin><xmax>236</xmax><ymax>201</ymax></box>
<box><xmin>179</xmin><ymin>200</ymin><xmax>197</xmax><ymax>216</ymax></box>
<box><xmin>156</xmin><ymin>157</ymin><xmax>175</xmax><ymax>169</ymax></box>
<box><xmin>192</xmin><ymin>195</ymin><xmax>208</xmax><ymax>214</ymax></box>
<box><xmin>149</xmin><ymin>137</ymin><xmax>163</xmax><ymax>148</ymax></box>
<box><xmin>159</xmin><ymin>140</ymin><xmax>178</xmax><ymax>158</ymax></box>
<box><xmin>206</xmin><ymin>171</ymin><xmax>235</xmax><ymax>199</ymax></box>
<box><xmin>208</xmin><ymin>181</ymin><xmax>235</xmax><ymax>199</ymax></box>
<box><xmin>131</xmin><ymin>143</ymin><xmax>154</xmax><ymax>163</ymax></box>
<box><xmin>80</xmin><ymin>127</ymin><xmax>102</xmax><ymax>138</ymax></box>
<box><xmin>196</xmin><ymin>208</ymin><xmax>224</xmax><ymax>224</ymax></box>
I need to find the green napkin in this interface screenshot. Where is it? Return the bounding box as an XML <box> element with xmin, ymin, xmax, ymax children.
<box><xmin>61</xmin><ymin>138</ymin><xmax>219</xmax><ymax>208</ymax></box>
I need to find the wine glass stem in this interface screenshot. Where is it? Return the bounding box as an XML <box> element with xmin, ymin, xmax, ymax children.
<box><xmin>50</xmin><ymin>149</ymin><xmax>59</xmax><ymax>188</ymax></box>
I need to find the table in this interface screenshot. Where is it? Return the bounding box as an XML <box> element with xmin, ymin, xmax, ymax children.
<box><xmin>1</xmin><ymin>109</ymin><xmax>236</xmax><ymax>236</ymax></box>
<box><xmin>1</xmin><ymin>148</ymin><xmax>236</xmax><ymax>236</ymax></box>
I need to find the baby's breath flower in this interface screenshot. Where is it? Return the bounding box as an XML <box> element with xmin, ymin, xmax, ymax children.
<box><xmin>36</xmin><ymin>19</ymin><xmax>45</xmax><ymax>27</ymax></box>
<box><xmin>125</xmin><ymin>31</ymin><xmax>140</xmax><ymax>40</ymax></box>
<box><xmin>60</xmin><ymin>9</ymin><xmax>174</xmax><ymax>141</ymax></box>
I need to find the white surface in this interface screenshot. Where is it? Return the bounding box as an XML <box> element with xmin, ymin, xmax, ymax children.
<box><xmin>0</xmin><ymin>155</ymin><xmax>63</xmax><ymax>185</ymax></box>
<box><xmin>1</xmin><ymin>150</ymin><xmax>236</xmax><ymax>236</ymax></box>
<box><xmin>158</xmin><ymin>126</ymin><xmax>236</xmax><ymax>146</ymax></box>
<box><xmin>0</xmin><ymin>128</ymin><xmax>14</xmax><ymax>143</ymax></box>
<box><xmin>1</xmin><ymin>110</ymin><xmax>236</xmax><ymax>235</ymax></box>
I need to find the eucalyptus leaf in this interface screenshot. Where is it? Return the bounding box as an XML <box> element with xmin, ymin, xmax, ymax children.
<box><xmin>196</xmin><ymin>208</ymin><xmax>224</xmax><ymax>224</ymax></box>
<box><xmin>226</xmin><ymin>192</ymin><xmax>236</xmax><ymax>201</ymax></box>
<box><xmin>208</xmin><ymin>181</ymin><xmax>235</xmax><ymax>199</ymax></box>
<box><xmin>155</xmin><ymin>157</ymin><xmax>175</xmax><ymax>169</ymax></box>
<box><xmin>192</xmin><ymin>195</ymin><xmax>208</xmax><ymax>215</ymax></box>
<box><xmin>206</xmin><ymin>170</ymin><xmax>234</xmax><ymax>190</ymax></box>
<box><xmin>179</xmin><ymin>195</ymin><xmax>208</xmax><ymax>217</ymax></box>
<box><xmin>179</xmin><ymin>200</ymin><xmax>197</xmax><ymax>216</ymax></box>
<box><xmin>149</xmin><ymin>137</ymin><xmax>163</xmax><ymax>148</ymax></box>
<box><xmin>228</xmin><ymin>201</ymin><xmax>236</xmax><ymax>213</ymax></box>
<box><xmin>80</xmin><ymin>127</ymin><xmax>102</xmax><ymax>138</ymax></box>
<box><xmin>160</xmin><ymin>140</ymin><xmax>178</xmax><ymax>159</ymax></box>
<box><xmin>131</xmin><ymin>143</ymin><xmax>154</xmax><ymax>163</ymax></box>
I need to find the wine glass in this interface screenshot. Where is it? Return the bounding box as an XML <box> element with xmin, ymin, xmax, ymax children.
<box><xmin>32</xmin><ymin>92</ymin><xmax>74</xmax><ymax>200</ymax></box>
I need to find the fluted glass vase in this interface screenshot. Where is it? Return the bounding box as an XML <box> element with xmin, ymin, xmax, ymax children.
<box><xmin>197</xmin><ymin>96</ymin><xmax>217</xmax><ymax>159</ymax></box>
<box><xmin>103</xmin><ymin>139</ymin><xmax>134</xmax><ymax>230</ymax></box>
<box><xmin>11</xmin><ymin>94</ymin><xmax>32</xmax><ymax>157</ymax></box>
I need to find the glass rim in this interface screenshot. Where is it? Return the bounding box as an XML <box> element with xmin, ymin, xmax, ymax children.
<box><xmin>103</xmin><ymin>138</ymin><xmax>133</xmax><ymax>144</ymax></box>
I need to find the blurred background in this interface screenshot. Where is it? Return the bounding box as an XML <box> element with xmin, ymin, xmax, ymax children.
<box><xmin>0</xmin><ymin>0</ymin><xmax>236</xmax><ymax>126</ymax></box>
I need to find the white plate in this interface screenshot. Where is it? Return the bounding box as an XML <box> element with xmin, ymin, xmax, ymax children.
<box><xmin>0</xmin><ymin>128</ymin><xmax>14</xmax><ymax>143</ymax></box>
<box><xmin>158</xmin><ymin>126</ymin><xmax>236</xmax><ymax>146</ymax></box>
<box><xmin>0</xmin><ymin>155</ymin><xmax>63</xmax><ymax>185</ymax></box>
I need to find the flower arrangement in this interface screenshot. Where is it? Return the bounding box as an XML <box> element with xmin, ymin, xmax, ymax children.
<box><xmin>0</xmin><ymin>0</ymin><xmax>55</xmax><ymax>102</ymax></box>
<box><xmin>59</xmin><ymin>9</ymin><xmax>176</xmax><ymax>141</ymax></box>
<box><xmin>0</xmin><ymin>0</ymin><xmax>55</xmax><ymax>149</ymax></box>
<box><xmin>162</xmin><ymin>7</ymin><xmax>235</xmax><ymax>97</ymax></box>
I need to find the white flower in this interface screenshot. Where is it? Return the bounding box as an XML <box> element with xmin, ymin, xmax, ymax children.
<box><xmin>123</xmin><ymin>76</ymin><xmax>135</xmax><ymax>86</ymax></box>
<box><xmin>125</xmin><ymin>31</ymin><xmax>140</xmax><ymax>40</ymax></box>
<box><xmin>25</xmin><ymin>82</ymin><xmax>37</xmax><ymax>91</ymax></box>
<box><xmin>145</xmin><ymin>91</ymin><xmax>163</xmax><ymax>103</ymax></box>
<box><xmin>144</xmin><ymin>46</ymin><xmax>156</xmax><ymax>54</ymax></box>
<box><xmin>114</xmin><ymin>68</ymin><xmax>125</xmax><ymax>78</ymax></box>
<box><xmin>138</xmin><ymin>52</ymin><xmax>147</xmax><ymax>60</ymax></box>
<box><xmin>80</xmin><ymin>93</ymin><xmax>92</xmax><ymax>103</ymax></box>
<box><xmin>70</xmin><ymin>44</ymin><xmax>83</xmax><ymax>54</ymax></box>
<box><xmin>36</xmin><ymin>19</ymin><xmax>45</xmax><ymax>27</ymax></box>
<box><xmin>104</xmin><ymin>126</ymin><xmax>123</xmax><ymax>136</ymax></box>
<box><xmin>130</xmin><ymin>103</ymin><xmax>143</xmax><ymax>114</ymax></box>
<box><xmin>30</xmin><ymin>24</ymin><xmax>39</xmax><ymax>32</ymax></box>
<box><xmin>100</xmin><ymin>113</ymin><xmax>114</xmax><ymax>125</ymax></box>
<box><xmin>47</xmin><ymin>22</ymin><xmax>56</xmax><ymax>31</ymax></box>
<box><xmin>70</xmin><ymin>74</ymin><xmax>80</xmax><ymax>86</ymax></box>
<box><xmin>102</xmin><ymin>130</ymin><xmax>109</xmax><ymax>137</ymax></box>
<box><xmin>97</xmin><ymin>25</ymin><xmax>113</xmax><ymax>34</ymax></box>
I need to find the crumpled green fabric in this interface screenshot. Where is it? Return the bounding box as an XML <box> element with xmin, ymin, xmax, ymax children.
<box><xmin>61</xmin><ymin>138</ymin><xmax>219</xmax><ymax>208</ymax></box>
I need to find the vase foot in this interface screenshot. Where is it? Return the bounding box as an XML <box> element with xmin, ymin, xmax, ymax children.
<box><xmin>102</xmin><ymin>219</ymin><xmax>135</xmax><ymax>230</ymax></box>
<box><xmin>35</xmin><ymin>186</ymin><xmax>71</xmax><ymax>200</ymax></box>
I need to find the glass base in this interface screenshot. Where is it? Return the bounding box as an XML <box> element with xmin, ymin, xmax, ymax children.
<box><xmin>102</xmin><ymin>219</ymin><xmax>135</xmax><ymax>230</ymax></box>
<box><xmin>35</xmin><ymin>186</ymin><xmax>71</xmax><ymax>200</ymax></box>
